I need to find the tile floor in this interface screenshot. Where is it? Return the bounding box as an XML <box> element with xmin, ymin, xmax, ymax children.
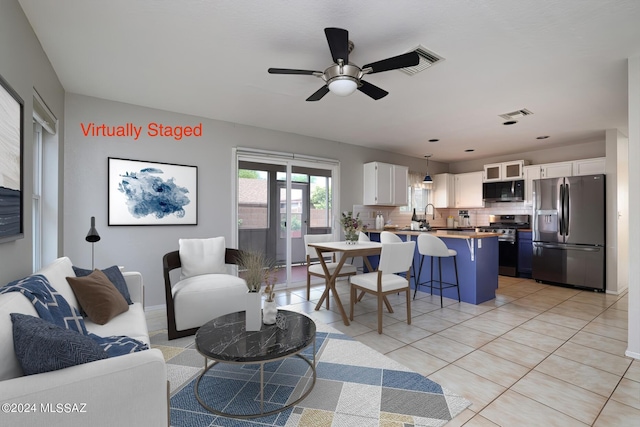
<box><xmin>148</xmin><ymin>276</ymin><xmax>639</xmax><ymax>426</ymax></box>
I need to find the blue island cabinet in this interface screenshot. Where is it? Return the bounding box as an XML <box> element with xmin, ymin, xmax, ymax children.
<box><xmin>368</xmin><ymin>232</ymin><xmax>499</xmax><ymax>305</ymax></box>
<box><xmin>517</xmin><ymin>230</ymin><xmax>532</xmax><ymax>278</ymax></box>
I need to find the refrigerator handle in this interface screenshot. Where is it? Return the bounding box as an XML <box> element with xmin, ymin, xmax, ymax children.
<box><xmin>564</xmin><ymin>182</ymin><xmax>570</xmax><ymax>236</ymax></box>
<box><xmin>558</xmin><ymin>184</ymin><xmax>565</xmax><ymax>235</ymax></box>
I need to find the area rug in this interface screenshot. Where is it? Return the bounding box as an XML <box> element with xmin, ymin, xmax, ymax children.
<box><xmin>151</xmin><ymin>320</ymin><xmax>471</xmax><ymax>427</ymax></box>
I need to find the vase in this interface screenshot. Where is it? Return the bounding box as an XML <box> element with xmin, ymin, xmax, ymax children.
<box><xmin>245</xmin><ymin>291</ymin><xmax>262</xmax><ymax>331</ymax></box>
<box><xmin>345</xmin><ymin>229</ymin><xmax>359</xmax><ymax>244</ymax></box>
<box><xmin>263</xmin><ymin>300</ymin><xmax>277</xmax><ymax>325</ymax></box>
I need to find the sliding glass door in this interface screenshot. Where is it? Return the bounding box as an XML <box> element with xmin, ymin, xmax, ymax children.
<box><xmin>234</xmin><ymin>150</ymin><xmax>338</xmax><ymax>287</ymax></box>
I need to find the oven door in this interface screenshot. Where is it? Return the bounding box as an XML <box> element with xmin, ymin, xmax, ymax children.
<box><xmin>498</xmin><ymin>240</ymin><xmax>518</xmax><ymax>277</ymax></box>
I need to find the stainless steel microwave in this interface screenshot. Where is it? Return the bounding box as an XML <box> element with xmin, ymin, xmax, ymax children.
<box><xmin>482</xmin><ymin>180</ymin><xmax>524</xmax><ymax>202</ymax></box>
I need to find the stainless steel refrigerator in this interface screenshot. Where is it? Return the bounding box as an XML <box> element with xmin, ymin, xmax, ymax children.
<box><xmin>532</xmin><ymin>174</ymin><xmax>605</xmax><ymax>291</ymax></box>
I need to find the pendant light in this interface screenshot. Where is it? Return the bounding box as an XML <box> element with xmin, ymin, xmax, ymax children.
<box><xmin>423</xmin><ymin>155</ymin><xmax>433</xmax><ymax>183</ymax></box>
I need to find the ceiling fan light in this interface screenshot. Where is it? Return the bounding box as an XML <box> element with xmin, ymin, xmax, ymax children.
<box><xmin>328</xmin><ymin>77</ymin><xmax>358</xmax><ymax>96</ymax></box>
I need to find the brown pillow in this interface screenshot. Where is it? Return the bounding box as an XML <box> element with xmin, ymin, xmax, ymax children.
<box><xmin>66</xmin><ymin>269</ymin><xmax>129</xmax><ymax>325</ymax></box>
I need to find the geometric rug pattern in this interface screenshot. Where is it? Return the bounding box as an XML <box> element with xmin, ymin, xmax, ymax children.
<box><xmin>152</xmin><ymin>320</ymin><xmax>471</xmax><ymax>427</ymax></box>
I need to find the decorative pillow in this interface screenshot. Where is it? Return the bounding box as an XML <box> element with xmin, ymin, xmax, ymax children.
<box><xmin>66</xmin><ymin>269</ymin><xmax>129</xmax><ymax>325</ymax></box>
<box><xmin>11</xmin><ymin>313</ymin><xmax>107</xmax><ymax>376</ymax></box>
<box><xmin>179</xmin><ymin>236</ymin><xmax>226</xmax><ymax>280</ymax></box>
<box><xmin>72</xmin><ymin>265</ymin><xmax>133</xmax><ymax>305</ymax></box>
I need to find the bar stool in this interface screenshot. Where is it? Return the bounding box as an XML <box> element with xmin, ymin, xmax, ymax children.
<box><xmin>414</xmin><ymin>233</ymin><xmax>460</xmax><ymax>307</ymax></box>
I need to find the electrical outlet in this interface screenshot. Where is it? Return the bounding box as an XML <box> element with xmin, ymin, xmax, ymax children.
<box><xmin>458</xmin><ymin>210</ymin><xmax>469</xmax><ymax>215</ymax></box>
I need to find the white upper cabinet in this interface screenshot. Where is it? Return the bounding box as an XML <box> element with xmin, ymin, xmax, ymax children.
<box><xmin>483</xmin><ymin>160</ymin><xmax>527</xmax><ymax>182</ymax></box>
<box><xmin>455</xmin><ymin>171</ymin><xmax>484</xmax><ymax>208</ymax></box>
<box><xmin>523</xmin><ymin>164</ymin><xmax>541</xmax><ymax>206</ymax></box>
<box><xmin>573</xmin><ymin>157</ymin><xmax>605</xmax><ymax>176</ymax></box>
<box><xmin>363</xmin><ymin>162</ymin><xmax>408</xmax><ymax>206</ymax></box>
<box><xmin>432</xmin><ymin>173</ymin><xmax>455</xmax><ymax>208</ymax></box>
<box><xmin>392</xmin><ymin>164</ymin><xmax>409</xmax><ymax>206</ymax></box>
<box><xmin>540</xmin><ymin>161</ymin><xmax>573</xmax><ymax>178</ymax></box>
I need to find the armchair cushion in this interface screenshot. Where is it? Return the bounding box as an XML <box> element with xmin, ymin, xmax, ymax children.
<box><xmin>11</xmin><ymin>313</ymin><xmax>107</xmax><ymax>376</ymax></box>
<box><xmin>73</xmin><ymin>265</ymin><xmax>133</xmax><ymax>305</ymax></box>
<box><xmin>66</xmin><ymin>270</ymin><xmax>129</xmax><ymax>325</ymax></box>
<box><xmin>179</xmin><ymin>236</ymin><xmax>226</xmax><ymax>280</ymax></box>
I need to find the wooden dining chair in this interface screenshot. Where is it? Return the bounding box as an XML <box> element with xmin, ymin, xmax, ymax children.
<box><xmin>349</xmin><ymin>241</ymin><xmax>416</xmax><ymax>334</ymax></box>
<box><xmin>304</xmin><ymin>234</ymin><xmax>357</xmax><ymax>302</ymax></box>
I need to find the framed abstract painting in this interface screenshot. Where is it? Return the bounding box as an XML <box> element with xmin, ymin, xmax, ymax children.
<box><xmin>108</xmin><ymin>157</ymin><xmax>198</xmax><ymax>226</ymax></box>
<box><xmin>0</xmin><ymin>73</ymin><xmax>24</xmax><ymax>243</ymax></box>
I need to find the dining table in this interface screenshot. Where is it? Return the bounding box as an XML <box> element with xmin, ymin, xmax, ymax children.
<box><xmin>306</xmin><ymin>241</ymin><xmax>383</xmax><ymax>326</ymax></box>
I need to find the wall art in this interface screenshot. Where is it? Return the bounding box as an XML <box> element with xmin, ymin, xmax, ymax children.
<box><xmin>0</xmin><ymin>73</ymin><xmax>24</xmax><ymax>243</ymax></box>
<box><xmin>108</xmin><ymin>157</ymin><xmax>197</xmax><ymax>225</ymax></box>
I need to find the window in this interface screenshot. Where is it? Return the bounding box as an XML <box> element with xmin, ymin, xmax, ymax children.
<box><xmin>309</xmin><ymin>175</ymin><xmax>331</xmax><ymax>228</ymax></box>
<box><xmin>237</xmin><ymin>168</ymin><xmax>269</xmax><ymax>229</ymax></box>
<box><xmin>400</xmin><ymin>171</ymin><xmax>432</xmax><ymax>213</ymax></box>
<box><xmin>31</xmin><ymin>90</ymin><xmax>59</xmax><ymax>271</ymax></box>
<box><xmin>32</xmin><ymin>123</ymin><xmax>43</xmax><ymax>271</ymax></box>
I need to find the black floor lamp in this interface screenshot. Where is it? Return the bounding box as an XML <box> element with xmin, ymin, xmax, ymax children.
<box><xmin>85</xmin><ymin>216</ymin><xmax>101</xmax><ymax>269</ymax></box>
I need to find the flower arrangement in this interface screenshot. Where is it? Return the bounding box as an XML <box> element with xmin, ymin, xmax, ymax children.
<box><xmin>341</xmin><ymin>211</ymin><xmax>363</xmax><ymax>232</ymax></box>
<box><xmin>237</xmin><ymin>250</ymin><xmax>277</xmax><ymax>293</ymax></box>
<box><xmin>263</xmin><ymin>267</ymin><xmax>279</xmax><ymax>302</ymax></box>
<box><xmin>341</xmin><ymin>211</ymin><xmax>365</xmax><ymax>243</ymax></box>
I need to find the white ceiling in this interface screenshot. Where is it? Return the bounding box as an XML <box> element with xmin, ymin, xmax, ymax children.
<box><xmin>18</xmin><ymin>0</ymin><xmax>640</xmax><ymax>163</ymax></box>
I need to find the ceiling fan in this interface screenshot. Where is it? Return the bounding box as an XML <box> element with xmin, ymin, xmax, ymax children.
<box><xmin>268</xmin><ymin>27</ymin><xmax>420</xmax><ymax>101</ymax></box>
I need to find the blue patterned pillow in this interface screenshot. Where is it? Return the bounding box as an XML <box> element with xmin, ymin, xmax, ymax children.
<box><xmin>72</xmin><ymin>265</ymin><xmax>133</xmax><ymax>305</ymax></box>
<box><xmin>11</xmin><ymin>313</ymin><xmax>108</xmax><ymax>375</ymax></box>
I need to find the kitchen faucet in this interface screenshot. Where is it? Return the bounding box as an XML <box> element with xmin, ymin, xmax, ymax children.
<box><xmin>424</xmin><ymin>203</ymin><xmax>435</xmax><ymax>220</ymax></box>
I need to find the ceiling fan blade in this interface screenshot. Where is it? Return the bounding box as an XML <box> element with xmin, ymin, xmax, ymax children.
<box><xmin>324</xmin><ymin>27</ymin><xmax>349</xmax><ymax>64</ymax></box>
<box><xmin>306</xmin><ymin>86</ymin><xmax>330</xmax><ymax>102</ymax></box>
<box><xmin>268</xmin><ymin>68</ymin><xmax>320</xmax><ymax>75</ymax></box>
<box><xmin>358</xmin><ymin>80</ymin><xmax>388</xmax><ymax>100</ymax></box>
<box><xmin>363</xmin><ymin>51</ymin><xmax>420</xmax><ymax>74</ymax></box>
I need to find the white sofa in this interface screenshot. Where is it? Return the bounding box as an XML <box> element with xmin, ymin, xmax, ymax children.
<box><xmin>0</xmin><ymin>257</ymin><xmax>168</xmax><ymax>427</ymax></box>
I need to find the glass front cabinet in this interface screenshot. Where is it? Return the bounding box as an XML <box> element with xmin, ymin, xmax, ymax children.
<box><xmin>483</xmin><ymin>160</ymin><xmax>526</xmax><ymax>182</ymax></box>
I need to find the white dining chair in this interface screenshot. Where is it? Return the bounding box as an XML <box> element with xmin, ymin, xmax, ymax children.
<box><xmin>380</xmin><ymin>231</ymin><xmax>403</xmax><ymax>243</ymax></box>
<box><xmin>349</xmin><ymin>241</ymin><xmax>416</xmax><ymax>334</ymax></box>
<box><xmin>304</xmin><ymin>234</ymin><xmax>357</xmax><ymax>301</ymax></box>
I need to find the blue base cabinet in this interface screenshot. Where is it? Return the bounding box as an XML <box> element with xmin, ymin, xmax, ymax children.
<box><xmin>518</xmin><ymin>231</ymin><xmax>532</xmax><ymax>278</ymax></box>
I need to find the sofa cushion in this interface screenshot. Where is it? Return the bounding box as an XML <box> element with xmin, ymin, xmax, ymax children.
<box><xmin>73</xmin><ymin>265</ymin><xmax>133</xmax><ymax>305</ymax></box>
<box><xmin>66</xmin><ymin>270</ymin><xmax>129</xmax><ymax>325</ymax></box>
<box><xmin>35</xmin><ymin>256</ymin><xmax>80</xmax><ymax>311</ymax></box>
<box><xmin>0</xmin><ymin>292</ymin><xmax>39</xmax><ymax>380</ymax></box>
<box><xmin>172</xmin><ymin>273</ymin><xmax>248</xmax><ymax>330</ymax></box>
<box><xmin>179</xmin><ymin>236</ymin><xmax>226</xmax><ymax>280</ymax></box>
<box><xmin>11</xmin><ymin>313</ymin><xmax>108</xmax><ymax>376</ymax></box>
<box><xmin>85</xmin><ymin>302</ymin><xmax>150</xmax><ymax>346</ymax></box>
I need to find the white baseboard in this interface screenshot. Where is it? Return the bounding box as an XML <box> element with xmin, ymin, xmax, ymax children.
<box><xmin>625</xmin><ymin>349</ymin><xmax>640</xmax><ymax>360</ymax></box>
<box><xmin>144</xmin><ymin>304</ymin><xmax>166</xmax><ymax>313</ymax></box>
<box><xmin>606</xmin><ymin>286</ymin><xmax>628</xmax><ymax>296</ymax></box>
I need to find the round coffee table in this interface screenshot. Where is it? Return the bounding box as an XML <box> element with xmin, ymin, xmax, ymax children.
<box><xmin>194</xmin><ymin>310</ymin><xmax>317</xmax><ymax>418</ymax></box>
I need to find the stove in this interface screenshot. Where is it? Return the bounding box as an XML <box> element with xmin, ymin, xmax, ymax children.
<box><xmin>476</xmin><ymin>215</ymin><xmax>530</xmax><ymax>277</ymax></box>
<box><xmin>475</xmin><ymin>215</ymin><xmax>530</xmax><ymax>242</ymax></box>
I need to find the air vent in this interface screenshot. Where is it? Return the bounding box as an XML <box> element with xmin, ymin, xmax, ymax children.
<box><xmin>399</xmin><ymin>45</ymin><xmax>444</xmax><ymax>75</ymax></box>
<box><xmin>499</xmin><ymin>109</ymin><xmax>533</xmax><ymax>120</ymax></box>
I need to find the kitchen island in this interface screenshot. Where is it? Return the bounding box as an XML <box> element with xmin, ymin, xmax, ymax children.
<box><xmin>367</xmin><ymin>230</ymin><xmax>499</xmax><ymax>305</ymax></box>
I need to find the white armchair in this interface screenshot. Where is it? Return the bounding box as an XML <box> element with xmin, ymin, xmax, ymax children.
<box><xmin>163</xmin><ymin>239</ymin><xmax>248</xmax><ymax>340</ymax></box>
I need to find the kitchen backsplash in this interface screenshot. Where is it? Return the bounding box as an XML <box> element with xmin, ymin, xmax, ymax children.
<box><xmin>353</xmin><ymin>202</ymin><xmax>534</xmax><ymax>229</ymax></box>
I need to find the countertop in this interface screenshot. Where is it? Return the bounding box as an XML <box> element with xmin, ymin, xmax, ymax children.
<box><xmin>366</xmin><ymin>229</ymin><xmax>500</xmax><ymax>239</ymax></box>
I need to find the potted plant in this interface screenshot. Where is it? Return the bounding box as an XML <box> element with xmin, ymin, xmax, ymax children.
<box><xmin>237</xmin><ymin>251</ymin><xmax>277</xmax><ymax>329</ymax></box>
<box><xmin>341</xmin><ymin>211</ymin><xmax>364</xmax><ymax>244</ymax></box>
